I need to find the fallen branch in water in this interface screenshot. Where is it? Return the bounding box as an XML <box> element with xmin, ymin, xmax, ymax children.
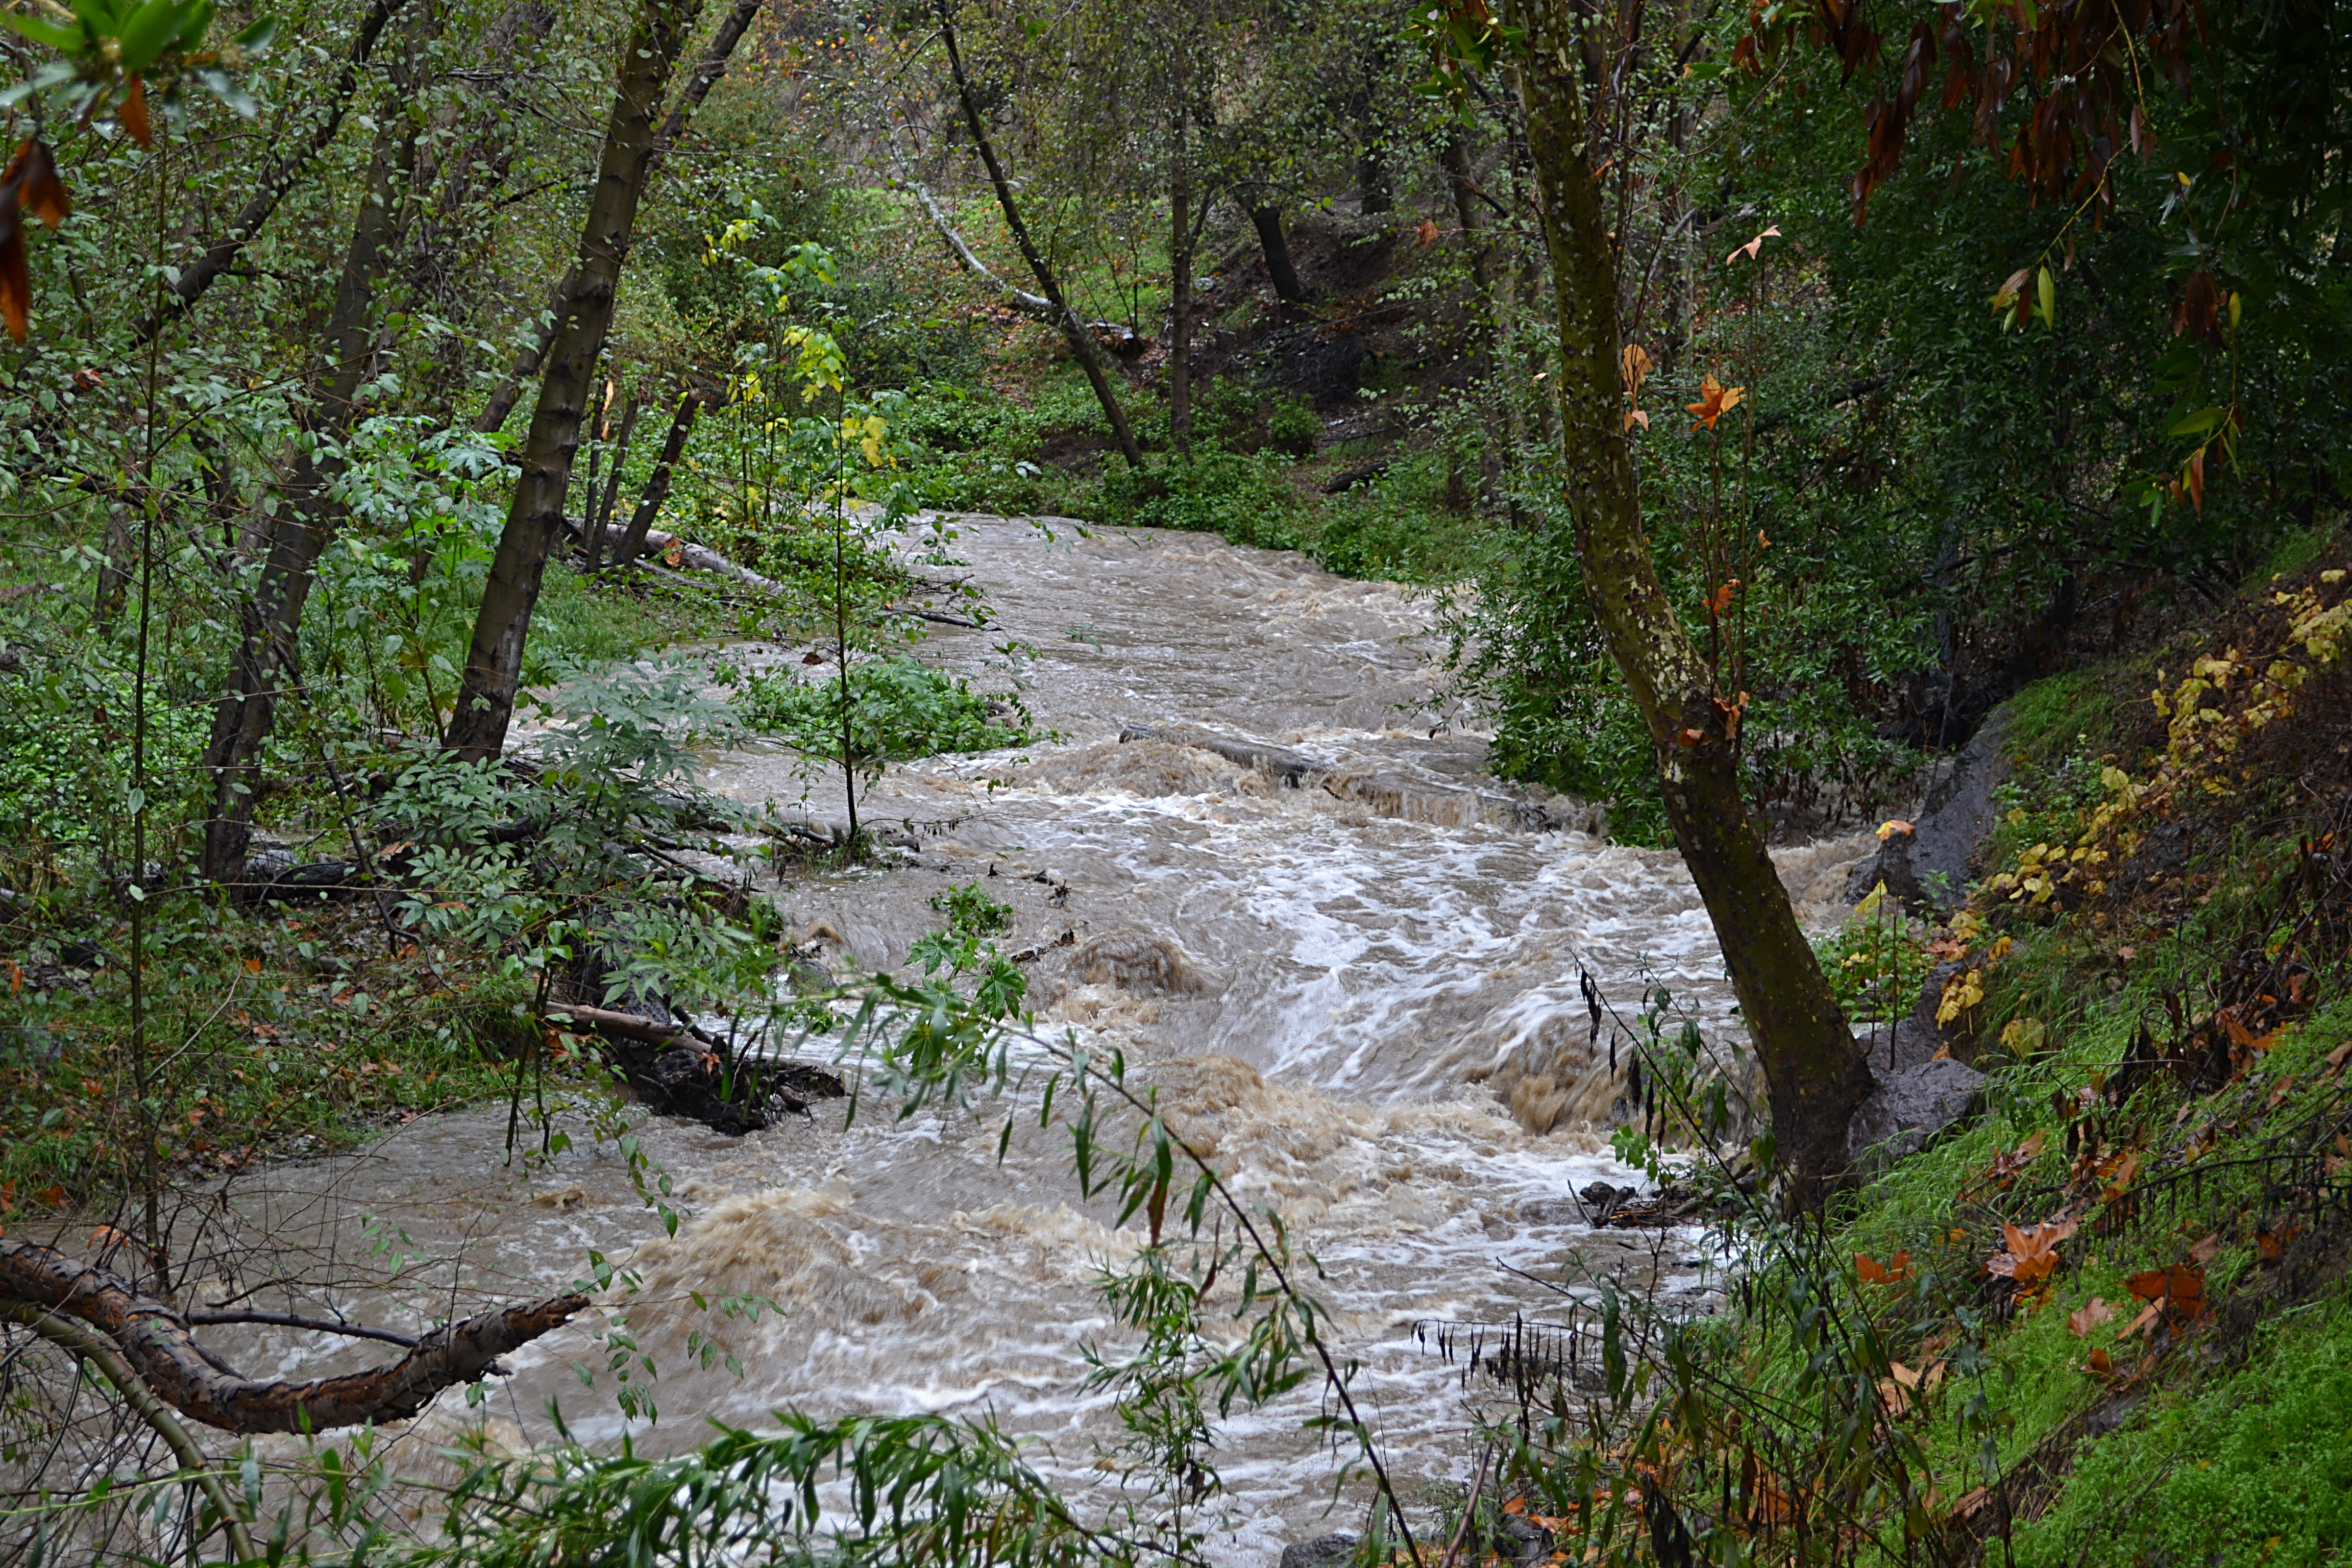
<box><xmin>0</xmin><ymin>1238</ymin><xmax>586</xmax><ymax>1434</ymax></box>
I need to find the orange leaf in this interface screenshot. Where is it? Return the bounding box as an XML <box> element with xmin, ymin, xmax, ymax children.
<box><xmin>1727</xmin><ymin>225</ymin><xmax>1782</xmax><ymax>264</ymax></box>
<box><xmin>1685</xmin><ymin>375</ymin><xmax>1746</xmax><ymax>431</ymax></box>
<box><xmin>1620</xmin><ymin>342</ymin><xmax>1654</xmax><ymax>396</ymax></box>
<box><xmin>119</xmin><ymin>76</ymin><xmax>153</xmax><ymax>148</ymax></box>
<box><xmin>2081</xmin><ymin>1346</ymin><xmax>2114</xmax><ymax>1378</ymax></box>
<box><xmin>1623</xmin><ymin>408</ymin><xmax>1650</xmax><ymax>432</ymax></box>
<box><xmin>243</xmin><ymin>957</ymin><xmax>263</xmax><ymax>974</ymax></box>
<box><xmin>12</xmin><ymin>139</ymin><xmax>68</xmax><ymax>229</ymax></box>
<box><xmin>1414</xmin><ymin>219</ymin><xmax>1440</xmax><ymax>247</ymax></box>
<box><xmin>2255</xmin><ymin>1221</ymin><xmax>2304</xmax><ymax>1263</ymax></box>
<box><xmin>0</xmin><ymin>227</ymin><xmax>29</xmax><ymax>342</ymax></box>
<box><xmin>2185</xmin><ymin>447</ymin><xmax>2207</xmax><ymax>513</ymax></box>
<box><xmin>1856</xmin><ymin>1249</ymin><xmax>1913</xmax><ymax>1284</ymax></box>
<box><xmin>34</xmin><ymin>1184</ymin><xmax>64</xmax><ymax>1209</ymax></box>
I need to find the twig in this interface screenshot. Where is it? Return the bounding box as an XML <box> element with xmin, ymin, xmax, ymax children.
<box><xmin>1</xmin><ymin>1303</ymin><xmax>257</xmax><ymax>1563</ymax></box>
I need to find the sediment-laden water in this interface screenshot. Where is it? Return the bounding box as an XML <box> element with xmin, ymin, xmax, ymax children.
<box><xmin>181</xmin><ymin>516</ymin><xmax>1870</xmax><ymax>1561</ymax></box>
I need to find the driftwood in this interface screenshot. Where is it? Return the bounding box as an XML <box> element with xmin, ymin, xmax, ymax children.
<box><xmin>0</xmin><ymin>1237</ymin><xmax>586</xmax><ymax>1434</ymax></box>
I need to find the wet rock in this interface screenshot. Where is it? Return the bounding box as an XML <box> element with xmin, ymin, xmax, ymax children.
<box><xmin>1118</xmin><ymin>722</ymin><xmax>1325</xmax><ymax>786</ymax></box>
<box><xmin>1489</xmin><ymin>1513</ymin><xmax>1554</xmax><ymax>1563</ymax></box>
<box><xmin>1845</xmin><ymin>1056</ymin><xmax>1985</xmax><ymax>1170</ymax></box>
<box><xmin>1281</xmin><ymin>1533</ymin><xmax>1358</xmax><ymax>1568</ymax></box>
<box><xmin>1843</xmin><ymin>824</ymin><xmax>1928</xmax><ymax>915</ymax></box>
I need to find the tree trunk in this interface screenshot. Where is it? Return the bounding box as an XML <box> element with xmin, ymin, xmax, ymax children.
<box><xmin>610</xmin><ymin>386</ymin><xmax>705</xmax><ymax>572</ymax></box>
<box><xmin>583</xmin><ymin>383</ymin><xmax>642</xmax><ymax>572</ymax></box>
<box><xmin>445</xmin><ymin>0</ymin><xmax>706</xmax><ymax>761</ymax></box>
<box><xmin>1513</xmin><ymin>0</ymin><xmax>1871</xmax><ymax>1204</ymax></box>
<box><xmin>0</xmin><ymin>1238</ymin><xmax>584</xmax><ymax>1434</ymax></box>
<box><xmin>1249</xmin><ymin>204</ymin><xmax>1306</xmax><ymax>306</ymax></box>
<box><xmin>647</xmin><ymin>0</ymin><xmax>767</xmax><ymax>176</ymax></box>
<box><xmin>1169</xmin><ymin>111</ymin><xmax>1193</xmax><ymax>460</ymax></box>
<box><xmin>198</xmin><ymin>106</ymin><xmax>421</xmax><ymax>883</ymax></box>
<box><xmin>937</xmin><ymin>2</ymin><xmax>1145</xmax><ymax>469</ymax></box>
<box><xmin>94</xmin><ymin>501</ymin><xmax>135</xmax><ymax>627</ymax></box>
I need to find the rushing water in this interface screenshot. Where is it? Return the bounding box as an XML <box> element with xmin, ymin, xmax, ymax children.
<box><xmin>179</xmin><ymin>516</ymin><xmax>1870</xmax><ymax>1560</ymax></box>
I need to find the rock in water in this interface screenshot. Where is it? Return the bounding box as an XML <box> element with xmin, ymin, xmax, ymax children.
<box><xmin>1280</xmin><ymin>1535</ymin><xmax>1358</xmax><ymax>1568</ymax></box>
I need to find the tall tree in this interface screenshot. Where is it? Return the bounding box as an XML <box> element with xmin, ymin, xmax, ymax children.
<box><xmin>934</xmin><ymin>1</ymin><xmax>1144</xmax><ymax>470</ymax></box>
<box><xmin>198</xmin><ymin>54</ymin><xmax>431</xmax><ymax>882</ymax></box>
<box><xmin>1508</xmin><ymin>0</ymin><xmax>1875</xmax><ymax>1202</ymax></box>
<box><xmin>446</xmin><ymin>0</ymin><xmax>736</xmax><ymax>759</ymax></box>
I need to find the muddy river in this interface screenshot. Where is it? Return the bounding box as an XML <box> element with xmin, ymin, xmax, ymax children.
<box><xmin>180</xmin><ymin>516</ymin><xmax>1869</xmax><ymax>1561</ymax></box>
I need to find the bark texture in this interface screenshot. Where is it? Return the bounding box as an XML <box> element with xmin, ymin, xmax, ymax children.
<box><xmin>199</xmin><ymin>102</ymin><xmax>421</xmax><ymax>882</ymax></box>
<box><xmin>937</xmin><ymin>3</ymin><xmax>1144</xmax><ymax>469</ymax></box>
<box><xmin>0</xmin><ymin>1238</ymin><xmax>585</xmax><ymax>1434</ymax></box>
<box><xmin>609</xmin><ymin>386</ymin><xmax>706</xmax><ymax>572</ymax></box>
<box><xmin>1248</xmin><ymin>205</ymin><xmax>1306</xmax><ymax>305</ymax></box>
<box><xmin>446</xmin><ymin>0</ymin><xmax>707</xmax><ymax>760</ymax></box>
<box><xmin>1514</xmin><ymin>0</ymin><xmax>1871</xmax><ymax>1202</ymax></box>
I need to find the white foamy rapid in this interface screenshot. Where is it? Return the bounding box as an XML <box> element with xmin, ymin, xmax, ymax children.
<box><xmin>189</xmin><ymin>517</ymin><xmax>1870</xmax><ymax>1559</ymax></box>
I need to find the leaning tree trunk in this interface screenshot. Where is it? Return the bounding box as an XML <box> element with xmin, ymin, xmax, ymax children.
<box><xmin>130</xmin><ymin>0</ymin><xmax>410</xmax><ymax>350</ymax></box>
<box><xmin>1514</xmin><ymin>0</ymin><xmax>1871</xmax><ymax>1204</ymax></box>
<box><xmin>1249</xmin><ymin>204</ymin><xmax>1306</xmax><ymax>306</ymax></box>
<box><xmin>0</xmin><ymin>1238</ymin><xmax>582</xmax><ymax>1433</ymax></box>
<box><xmin>198</xmin><ymin>104</ymin><xmax>420</xmax><ymax>883</ymax></box>
<box><xmin>1169</xmin><ymin>109</ymin><xmax>1193</xmax><ymax>460</ymax></box>
<box><xmin>937</xmin><ymin>2</ymin><xmax>1144</xmax><ymax>469</ymax></box>
<box><xmin>609</xmin><ymin>385</ymin><xmax>706</xmax><ymax>572</ymax></box>
<box><xmin>445</xmin><ymin>0</ymin><xmax>706</xmax><ymax>760</ymax></box>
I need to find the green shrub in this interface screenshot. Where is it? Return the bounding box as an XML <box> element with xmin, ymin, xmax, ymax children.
<box><xmin>735</xmin><ymin>655</ymin><xmax>1033</xmax><ymax>773</ymax></box>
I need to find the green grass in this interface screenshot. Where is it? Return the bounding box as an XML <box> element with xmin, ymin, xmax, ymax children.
<box><xmin>2018</xmin><ymin>1290</ymin><xmax>2352</xmax><ymax>1568</ymax></box>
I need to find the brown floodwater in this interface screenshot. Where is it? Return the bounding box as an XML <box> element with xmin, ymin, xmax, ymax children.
<box><xmin>150</xmin><ymin>516</ymin><xmax>1871</xmax><ymax>1562</ymax></box>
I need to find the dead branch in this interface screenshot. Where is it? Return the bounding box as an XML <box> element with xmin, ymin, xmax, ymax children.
<box><xmin>0</xmin><ymin>1238</ymin><xmax>586</xmax><ymax>1434</ymax></box>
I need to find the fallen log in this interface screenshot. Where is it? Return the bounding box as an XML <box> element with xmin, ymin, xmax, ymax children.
<box><xmin>0</xmin><ymin>1237</ymin><xmax>586</xmax><ymax>1434</ymax></box>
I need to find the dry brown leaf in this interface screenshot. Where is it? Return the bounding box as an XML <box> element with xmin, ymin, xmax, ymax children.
<box><xmin>2067</xmin><ymin>1297</ymin><xmax>2115</xmax><ymax>1336</ymax></box>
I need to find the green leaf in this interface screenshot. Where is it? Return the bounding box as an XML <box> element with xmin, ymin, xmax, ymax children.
<box><xmin>2</xmin><ymin>14</ymin><xmax>87</xmax><ymax>52</ymax></box>
<box><xmin>232</xmin><ymin>15</ymin><xmax>274</xmax><ymax>49</ymax></box>
<box><xmin>116</xmin><ymin>0</ymin><xmax>192</xmax><ymax>71</ymax></box>
<box><xmin>174</xmin><ymin>0</ymin><xmax>211</xmax><ymax>48</ymax></box>
<box><xmin>2036</xmin><ymin>265</ymin><xmax>2056</xmax><ymax>330</ymax></box>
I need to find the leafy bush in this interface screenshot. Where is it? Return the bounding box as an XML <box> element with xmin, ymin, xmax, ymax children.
<box><xmin>734</xmin><ymin>655</ymin><xmax>1034</xmax><ymax>775</ymax></box>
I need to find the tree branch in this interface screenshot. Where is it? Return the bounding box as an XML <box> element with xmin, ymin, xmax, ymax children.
<box><xmin>0</xmin><ymin>1238</ymin><xmax>586</xmax><ymax>1434</ymax></box>
<box><xmin>129</xmin><ymin>0</ymin><xmax>412</xmax><ymax>348</ymax></box>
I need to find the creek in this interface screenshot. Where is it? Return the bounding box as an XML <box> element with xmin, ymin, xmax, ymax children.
<box><xmin>193</xmin><ymin>516</ymin><xmax>1870</xmax><ymax>1562</ymax></box>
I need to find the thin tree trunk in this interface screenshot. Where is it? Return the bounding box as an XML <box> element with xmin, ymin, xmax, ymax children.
<box><xmin>1249</xmin><ymin>205</ymin><xmax>1306</xmax><ymax>305</ymax></box>
<box><xmin>1513</xmin><ymin>0</ymin><xmax>1871</xmax><ymax>1204</ymax></box>
<box><xmin>1169</xmin><ymin>111</ymin><xmax>1193</xmax><ymax>460</ymax></box>
<box><xmin>583</xmin><ymin>384</ymin><xmax>642</xmax><ymax>572</ymax></box>
<box><xmin>129</xmin><ymin>0</ymin><xmax>410</xmax><ymax>349</ymax></box>
<box><xmin>609</xmin><ymin>386</ymin><xmax>704</xmax><ymax>572</ymax></box>
<box><xmin>647</xmin><ymin>0</ymin><xmax>767</xmax><ymax>176</ymax></box>
<box><xmin>94</xmin><ymin>501</ymin><xmax>135</xmax><ymax>626</ymax></box>
<box><xmin>199</xmin><ymin>107</ymin><xmax>421</xmax><ymax>883</ymax></box>
<box><xmin>446</xmin><ymin>0</ymin><xmax>705</xmax><ymax>760</ymax></box>
<box><xmin>472</xmin><ymin>272</ymin><xmax>572</xmax><ymax>438</ymax></box>
<box><xmin>937</xmin><ymin>3</ymin><xmax>1144</xmax><ymax>469</ymax></box>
